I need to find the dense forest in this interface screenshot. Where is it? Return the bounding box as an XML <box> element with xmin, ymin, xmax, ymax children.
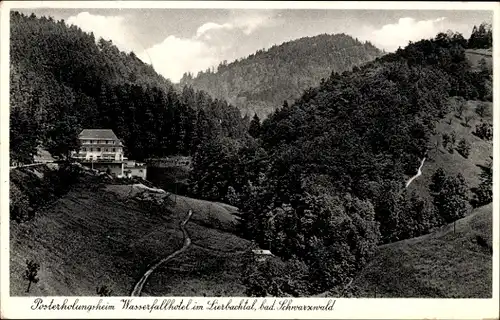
<box><xmin>188</xmin><ymin>27</ymin><xmax>493</xmax><ymax>295</ymax></box>
<box><xmin>10</xmin><ymin>11</ymin><xmax>249</xmax><ymax>164</ymax></box>
<box><xmin>467</xmin><ymin>22</ymin><xmax>493</xmax><ymax>49</ymax></box>
<box><xmin>9</xmin><ymin>11</ymin><xmax>493</xmax><ymax>297</ymax></box>
<box><xmin>180</xmin><ymin>34</ymin><xmax>383</xmax><ymax>118</ymax></box>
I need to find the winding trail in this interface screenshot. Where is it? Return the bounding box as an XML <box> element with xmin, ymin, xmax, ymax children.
<box><xmin>130</xmin><ymin>209</ymin><xmax>193</xmax><ymax>297</ymax></box>
<box><xmin>9</xmin><ymin>161</ymin><xmax>56</xmax><ymax>170</ymax></box>
<box><xmin>405</xmin><ymin>157</ymin><xmax>426</xmax><ymax>188</ymax></box>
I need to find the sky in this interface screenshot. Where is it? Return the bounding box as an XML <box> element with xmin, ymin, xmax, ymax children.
<box><xmin>15</xmin><ymin>7</ymin><xmax>493</xmax><ymax>83</ymax></box>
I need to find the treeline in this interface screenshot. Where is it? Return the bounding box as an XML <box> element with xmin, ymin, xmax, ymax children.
<box><xmin>180</xmin><ymin>33</ymin><xmax>383</xmax><ymax>118</ymax></box>
<box><xmin>467</xmin><ymin>22</ymin><xmax>493</xmax><ymax>49</ymax></box>
<box><xmin>189</xmin><ymin>30</ymin><xmax>493</xmax><ymax>295</ymax></box>
<box><xmin>10</xmin><ymin>11</ymin><xmax>248</xmax><ymax>164</ymax></box>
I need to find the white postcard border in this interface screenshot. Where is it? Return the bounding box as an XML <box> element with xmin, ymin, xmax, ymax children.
<box><xmin>0</xmin><ymin>1</ymin><xmax>499</xmax><ymax>319</ymax></box>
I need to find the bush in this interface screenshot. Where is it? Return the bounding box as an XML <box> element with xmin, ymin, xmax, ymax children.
<box><xmin>10</xmin><ymin>164</ymin><xmax>83</xmax><ymax>222</ymax></box>
<box><xmin>475</xmin><ymin>102</ymin><xmax>490</xmax><ymax>118</ymax></box>
<box><xmin>24</xmin><ymin>260</ymin><xmax>40</xmax><ymax>293</ymax></box>
<box><xmin>96</xmin><ymin>285</ymin><xmax>113</xmax><ymax>296</ymax></box>
<box><xmin>474</xmin><ymin>122</ymin><xmax>493</xmax><ymax>141</ymax></box>
<box><xmin>10</xmin><ymin>183</ymin><xmax>31</xmax><ymax>222</ymax></box>
<box><xmin>456</xmin><ymin>138</ymin><xmax>471</xmax><ymax>158</ymax></box>
<box><xmin>243</xmin><ymin>255</ymin><xmax>310</xmax><ymax>297</ymax></box>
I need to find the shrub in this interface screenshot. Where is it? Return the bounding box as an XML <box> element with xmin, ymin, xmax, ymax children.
<box><xmin>474</xmin><ymin>122</ymin><xmax>493</xmax><ymax>141</ymax></box>
<box><xmin>24</xmin><ymin>260</ymin><xmax>40</xmax><ymax>293</ymax></box>
<box><xmin>475</xmin><ymin>102</ymin><xmax>490</xmax><ymax>118</ymax></box>
<box><xmin>456</xmin><ymin>138</ymin><xmax>471</xmax><ymax>158</ymax></box>
<box><xmin>243</xmin><ymin>255</ymin><xmax>310</xmax><ymax>297</ymax></box>
<box><xmin>10</xmin><ymin>184</ymin><xmax>31</xmax><ymax>222</ymax></box>
<box><xmin>96</xmin><ymin>285</ymin><xmax>113</xmax><ymax>296</ymax></box>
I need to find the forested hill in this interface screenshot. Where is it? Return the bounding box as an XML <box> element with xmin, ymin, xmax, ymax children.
<box><xmin>189</xmin><ymin>27</ymin><xmax>492</xmax><ymax>296</ymax></box>
<box><xmin>10</xmin><ymin>11</ymin><xmax>249</xmax><ymax>164</ymax></box>
<box><xmin>10</xmin><ymin>12</ymin><xmax>174</xmax><ymax>93</ymax></box>
<box><xmin>179</xmin><ymin>33</ymin><xmax>383</xmax><ymax>118</ymax></box>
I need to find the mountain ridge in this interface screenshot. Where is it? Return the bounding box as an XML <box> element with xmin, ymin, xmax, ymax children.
<box><xmin>180</xmin><ymin>33</ymin><xmax>384</xmax><ymax>118</ymax></box>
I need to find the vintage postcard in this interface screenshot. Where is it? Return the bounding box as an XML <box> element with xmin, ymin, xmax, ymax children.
<box><xmin>0</xmin><ymin>1</ymin><xmax>498</xmax><ymax>319</ymax></box>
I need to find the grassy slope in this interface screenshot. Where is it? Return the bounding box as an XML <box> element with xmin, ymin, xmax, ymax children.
<box><xmin>465</xmin><ymin>48</ymin><xmax>493</xmax><ymax>72</ymax></box>
<box><xmin>408</xmin><ymin>48</ymin><xmax>493</xmax><ymax>200</ymax></box>
<box><xmin>351</xmin><ymin>204</ymin><xmax>493</xmax><ymax>298</ymax></box>
<box><xmin>349</xmin><ymin>49</ymin><xmax>494</xmax><ymax>298</ymax></box>
<box><xmin>409</xmin><ymin>99</ymin><xmax>493</xmax><ymax>201</ymax></box>
<box><xmin>10</xmin><ymin>175</ymin><xmax>251</xmax><ymax>296</ymax></box>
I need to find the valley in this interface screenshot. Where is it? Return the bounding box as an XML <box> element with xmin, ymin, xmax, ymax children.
<box><xmin>8</xmin><ymin>10</ymin><xmax>494</xmax><ymax>299</ymax></box>
<box><xmin>10</xmin><ymin>165</ymin><xmax>251</xmax><ymax>296</ymax></box>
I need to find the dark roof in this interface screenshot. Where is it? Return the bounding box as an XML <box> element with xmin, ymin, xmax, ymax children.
<box><xmin>79</xmin><ymin>129</ymin><xmax>119</xmax><ymax>140</ymax></box>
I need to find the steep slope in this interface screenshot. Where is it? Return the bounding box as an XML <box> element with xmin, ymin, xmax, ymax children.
<box><xmin>408</xmin><ymin>100</ymin><xmax>492</xmax><ymax>201</ymax></box>
<box><xmin>180</xmin><ymin>33</ymin><xmax>383</xmax><ymax>118</ymax></box>
<box><xmin>10</xmin><ymin>11</ymin><xmax>248</xmax><ymax>165</ymax></box>
<box><xmin>465</xmin><ymin>48</ymin><xmax>493</xmax><ymax>71</ymax></box>
<box><xmin>406</xmin><ymin>48</ymin><xmax>493</xmax><ymax>201</ymax></box>
<box><xmin>10</xmin><ymin>11</ymin><xmax>174</xmax><ymax>93</ymax></box>
<box><xmin>10</xmin><ymin>166</ymin><xmax>252</xmax><ymax>296</ymax></box>
<box><xmin>351</xmin><ymin>204</ymin><xmax>493</xmax><ymax>298</ymax></box>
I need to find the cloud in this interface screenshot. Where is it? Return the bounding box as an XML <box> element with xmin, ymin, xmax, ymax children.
<box><xmin>196</xmin><ymin>22</ymin><xmax>233</xmax><ymax>38</ymax></box>
<box><xmin>137</xmin><ymin>10</ymin><xmax>281</xmax><ymax>82</ymax></box>
<box><xmin>66</xmin><ymin>12</ymin><xmax>135</xmax><ymax>53</ymax></box>
<box><xmin>231</xmin><ymin>11</ymin><xmax>278</xmax><ymax>35</ymax></box>
<box><xmin>359</xmin><ymin>17</ymin><xmax>452</xmax><ymax>52</ymax></box>
<box><xmin>66</xmin><ymin>10</ymin><xmax>281</xmax><ymax>83</ymax></box>
<box><xmin>138</xmin><ymin>36</ymin><xmax>219</xmax><ymax>83</ymax></box>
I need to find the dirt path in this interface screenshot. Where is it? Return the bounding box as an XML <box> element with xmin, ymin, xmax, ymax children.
<box><xmin>130</xmin><ymin>209</ymin><xmax>193</xmax><ymax>297</ymax></box>
<box><xmin>10</xmin><ymin>162</ymin><xmax>55</xmax><ymax>170</ymax></box>
<box><xmin>405</xmin><ymin>157</ymin><xmax>426</xmax><ymax>188</ymax></box>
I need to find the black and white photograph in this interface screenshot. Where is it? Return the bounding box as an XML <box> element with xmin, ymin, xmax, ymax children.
<box><xmin>0</xmin><ymin>1</ymin><xmax>498</xmax><ymax>318</ymax></box>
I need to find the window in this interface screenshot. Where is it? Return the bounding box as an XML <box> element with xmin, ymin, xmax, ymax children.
<box><xmin>82</xmin><ymin>148</ymin><xmax>86</xmax><ymax>151</ymax></box>
<box><xmin>90</xmin><ymin>140</ymin><xmax>94</xmax><ymax>144</ymax></box>
<box><xmin>112</xmin><ymin>148</ymin><xmax>116</xmax><ymax>152</ymax></box>
<box><xmin>90</xmin><ymin>148</ymin><xmax>93</xmax><ymax>152</ymax></box>
<box><xmin>105</xmin><ymin>148</ymin><xmax>108</xmax><ymax>152</ymax></box>
<box><xmin>97</xmin><ymin>148</ymin><xmax>101</xmax><ymax>152</ymax></box>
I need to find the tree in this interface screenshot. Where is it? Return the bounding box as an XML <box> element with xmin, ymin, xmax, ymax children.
<box><xmin>45</xmin><ymin>112</ymin><xmax>81</xmax><ymax>159</ymax></box>
<box><xmin>249</xmin><ymin>114</ymin><xmax>261</xmax><ymax>138</ymax></box>
<box><xmin>442</xmin><ymin>133</ymin><xmax>450</xmax><ymax>149</ymax></box>
<box><xmin>96</xmin><ymin>285</ymin><xmax>113</xmax><ymax>296</ymax></box>
<box><xmin>304</xmin><ymin>193</ymin><xmax>380</xmax><ymax>291</ymax></box>
<box><xmin>474</xmin><ymin>121</ymin><xmax>493</xmax><ymax>141</ymax></box>
<box><xmin>24</xmin><ymin>260</ymin><xmax>40</xmax><ymax>293</ymax></box>
<box><xmin>10</xmin><ymin>184</ymin><xmax>31</xmax><ymax>222</ymax></box>
<box><xmin>475</xmin><ymin>102</ymin><xmax>490</xmax><ymax>118</ymax></box>
<box><xmin>188</xmin><ymin>137</ymin><xmax>241</xmax><ymax>201</ymax></box>
<box><xmin>430</xmin><ymin>168</ymin><xmax>447</xmax><ymax>194</ymax></box>
<box><xmin>431</xmin><ymin>171</ymin><xmax>469</xmax><ymax>223</ymax></box>
<box><xmin>242</xmin><ymin>254</ymin><xmax>310</xmax><ymax>297</ymax></box>
<box><xmin>456</xmin><ymin>138</ymin><xmax>471</xmax><ymax>158</ymax></box>
<box><xmin>191</xmin><ymin>109</ymin><xmax>211</xmax><ymax>154</ymax></box>
<box><xmin>10</xmin><ymin>106</ymin><xmax>41</xmax><ymax>165</ymax></box>
<box><xmin>463</xmin><ymin>113</ymin><xmax>474</xmax><ymax>127</ymax></box>
<box><xmin>468</xmin><ymin>23</ymin><xmax>492</xmax><ymax>49</ymax></box>
<box><xmin>447</xmin><ymin>131</ymin><xmax>457</xmax><ymax>153</ymax></box>
<box><xmin>455</xmin><ymin>97</ymin><xmax>467</xmax><ymax>118</ymax></box>
<box><xmin>472</xmin><ymin>159</ymin><xmax>492</xmax><ymax>207</ymax></box>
